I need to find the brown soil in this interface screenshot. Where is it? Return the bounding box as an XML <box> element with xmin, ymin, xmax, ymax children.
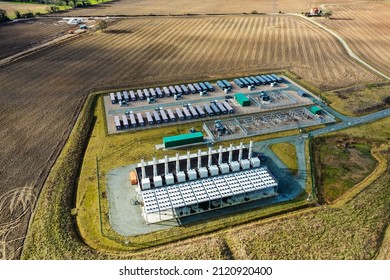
<box><xmin>0</xmin><ymin>18</ymin><xmax>69</xmax><ymax>60</ymax></box>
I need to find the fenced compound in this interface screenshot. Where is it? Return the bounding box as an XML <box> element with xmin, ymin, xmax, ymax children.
<box><xmin>204</xmin><ymin>107</ymin><xmax>336</xmax><ymax>141</ymax></box>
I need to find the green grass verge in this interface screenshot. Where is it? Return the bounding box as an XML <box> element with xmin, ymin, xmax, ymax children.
<box><xmin>312</xmin><ymin>135</ymin><xmax>379</xmax><ymax>203</ymax></box>
<box><xmin>270</xmin><ymin>142</ymin><xmax>298</xmax><ymax>175</ymax></box>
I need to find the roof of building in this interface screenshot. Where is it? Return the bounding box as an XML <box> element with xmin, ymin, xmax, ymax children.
<box><xmin>163</xmin><ymin>132</ymin><xmax>203</xmax><ymax>144</ymax></box>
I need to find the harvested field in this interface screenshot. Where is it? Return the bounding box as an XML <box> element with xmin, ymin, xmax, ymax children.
<box><xmin>0</xmin><ymin>14</ymin><xmax>380</xmax><ymax>259</ymax></box>
<box><xmin>316</xmin><ymin>1</ymin><xmax>390</xmax><ymax>77</ymax></box>
<box><xmin>0</xmin><ymin>18</ymin><xmax>69</xmax><ymax>59</ymax></box>
<box><xmin>60</xmin><ymin>0</ymin><xmax>380</xmax><ymax>16</ymax></box>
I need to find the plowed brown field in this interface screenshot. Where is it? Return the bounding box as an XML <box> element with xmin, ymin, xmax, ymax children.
<box><xmin>60</xmin><ymin>0</ymin><xmax>381</xmax><ymax>16</ymax></box>
<box><xmin>316</xmin><ymin>1</ymin><xmax>390</xmax><ymax>77</ymax></box>
<box><xmin>0</xmin><ymin>14</ymin><xmax>380</xmax><ymax>259</ymax></box>
<box><xmin>0</xmin><ymin>18</ymin><xmax>69</xmax><ymax>59</ymax></box>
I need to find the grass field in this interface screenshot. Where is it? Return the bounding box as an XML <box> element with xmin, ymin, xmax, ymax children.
<box><xmin>322</xmin><ymin>83</ymin><xmax>390</xmax><ymax>116</ymax></box>
<box><xmin>270</xmin><ymin>142</ymin><xmax>298</xmax><ymax>175</ymax></box>
<box><xmin>317</xmin><ymin>1</ymin><xmax>390</xmax><ymax>78</ymax></box>
<box><xmin>313</xmin><ymin>136</ymin><xmax>378</xmax><ymax>203</ymax></box>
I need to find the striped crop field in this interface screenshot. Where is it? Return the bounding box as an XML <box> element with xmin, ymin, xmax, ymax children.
<box><xmin>35</xmin><ymin>15</ymin><xmax>379</xmax><ymax>90</ymax></box>
<box><xmin>60</xmin><ymin>0</ymin><xmax>380</xmax><ymax>17</ymax></box>
<box><xmin>317</xmin><ymin>1</ymin><xmax>390</xmax><ymax>77</ymax></box>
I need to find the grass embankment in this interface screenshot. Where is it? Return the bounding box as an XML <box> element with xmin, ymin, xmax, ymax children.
<box><xmin>22</xmin><ymin>93</ymin><xmax>101</xmax><ymax>259</ymax></box>
<box><xmin>322</xmin><ymin>83</ymin><xmax>390</xmax><ymax>117</ymax></box>
<box><xmin>270</xmin><ymin>142</ymin><xmax>298</xmax><ymax>175</ymax></box>
<box><xmin>312</xmin><ymin>136</ymin><xmax>377</xmax><ymax>203</ymax></box>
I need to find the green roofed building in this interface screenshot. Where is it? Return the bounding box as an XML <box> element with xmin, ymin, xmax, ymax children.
<box><xmin>235</xmin><ymin>93</ymin><xmax>250</xmax><ymax>107</ymax></box>
<box><xmin>163</xmin><ymin>132</ymin><xmax>203</xmax><ymax>148</ymax></box>
<box><xmin>310</xmin><ymin>106</ymin><xmax>322</xmax><ymax>115</ymax></box>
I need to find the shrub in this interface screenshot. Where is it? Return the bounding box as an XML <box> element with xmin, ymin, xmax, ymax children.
<box><xmin>14</xmin><ymin>10</ymin><xmax>22</xmax><ymax>19</ymax></box>
<box><xmin>0</xmin><ymin>9</ymin><xmax>10</xmax><ymax>22</ymax></box>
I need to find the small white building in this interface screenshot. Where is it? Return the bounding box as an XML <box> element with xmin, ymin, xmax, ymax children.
<box><xmin>219</xmin><ymin>163</ymin><xmax>230</xmax><ymax>174</ymax></box>
<box><xmin>240</xmin><ymin>159</ymin><xmax>251</xmax><ymax>170</ymax></box>
<box><xmin>176</xmin><ymin>171</ymin><xmax>186</xmax><ymax>183</ymax></box>
<box><xmin>208</xmin><ymin>165</ymin><xmax>219</xmax><ymax>176</ymax></box>
<box><xmin>153</xmin><ymin>176</ymin><xmax>163</xmax><ymax>187</ymax></box>
<box><xmin>165</xmin><ymin>174</ymin><xmax>175</xmax><ymax>185</ymax></box>
<box><xmin>187</xmin><ymin>169</ymin><xmax>198</xmax><ymax>180</ymax></box>
<box><xmin>141</xmin><ymin>178</ymin><xmax>151</xmax><ymax>189</ymax></box>
<box><xmin>250</xmin><ymin>157</ymin><xmax>261</xmax><ymax>168</ymax></box>
<box><xmin>230</xmin><ymin>161</ymin><xmax>240</xmax><ymax>172</ymax></box>
<box><xmin>198</xmin><ymin>167</ymin><xmax>209</xmax><ymax>178</ymax></box>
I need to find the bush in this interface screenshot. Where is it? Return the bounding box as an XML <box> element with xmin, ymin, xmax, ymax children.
<box><xmin>69</xmin><ymin>1</ymin><xmax>75</xmax><ymax>7</ymax></box>
<box><xmin>0</xmin><ymin>9</ymin><xmax>10</xmax><ymax>22</ymax></box>
<box><xmin>14</xmin><ymin>10</ymin><xmax>21</xmax><ymax>19</ymax></box>
<box><xmin>45</xmin><ymin>5</ymin><xmax>60</xmax><ymax>13</ymax></box>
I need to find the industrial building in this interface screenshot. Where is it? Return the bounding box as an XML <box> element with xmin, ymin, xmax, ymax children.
<box><xmin>235</xmin><ymin>93</ymin><xmax>251</xmax><ymax>107</ymax></box>
<box><xmin>135</xmin><ymin>141</ymin><xmax>278</xmax><ymax>223</ymax></box>
<box><xmin>163</xmin><ymin>132</ymin><xmax>204</xmax><ymax>148</ymax></box>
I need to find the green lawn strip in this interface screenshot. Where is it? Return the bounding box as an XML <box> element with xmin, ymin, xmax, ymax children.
<box><xmin>312</xmin><ymin>135</ymin><xmax>378</xmax><ymax>203</ymax></box>
<box><xmin>270</xmin><ymin>142</ymin><xmax>298</xmax><ymax>175</ymax></box>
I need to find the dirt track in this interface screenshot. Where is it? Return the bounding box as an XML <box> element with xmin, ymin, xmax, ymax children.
<box><xmin>0</xmin><ymin>14</ymin><xmax>381</xmax><ymax>259</ymax></box>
